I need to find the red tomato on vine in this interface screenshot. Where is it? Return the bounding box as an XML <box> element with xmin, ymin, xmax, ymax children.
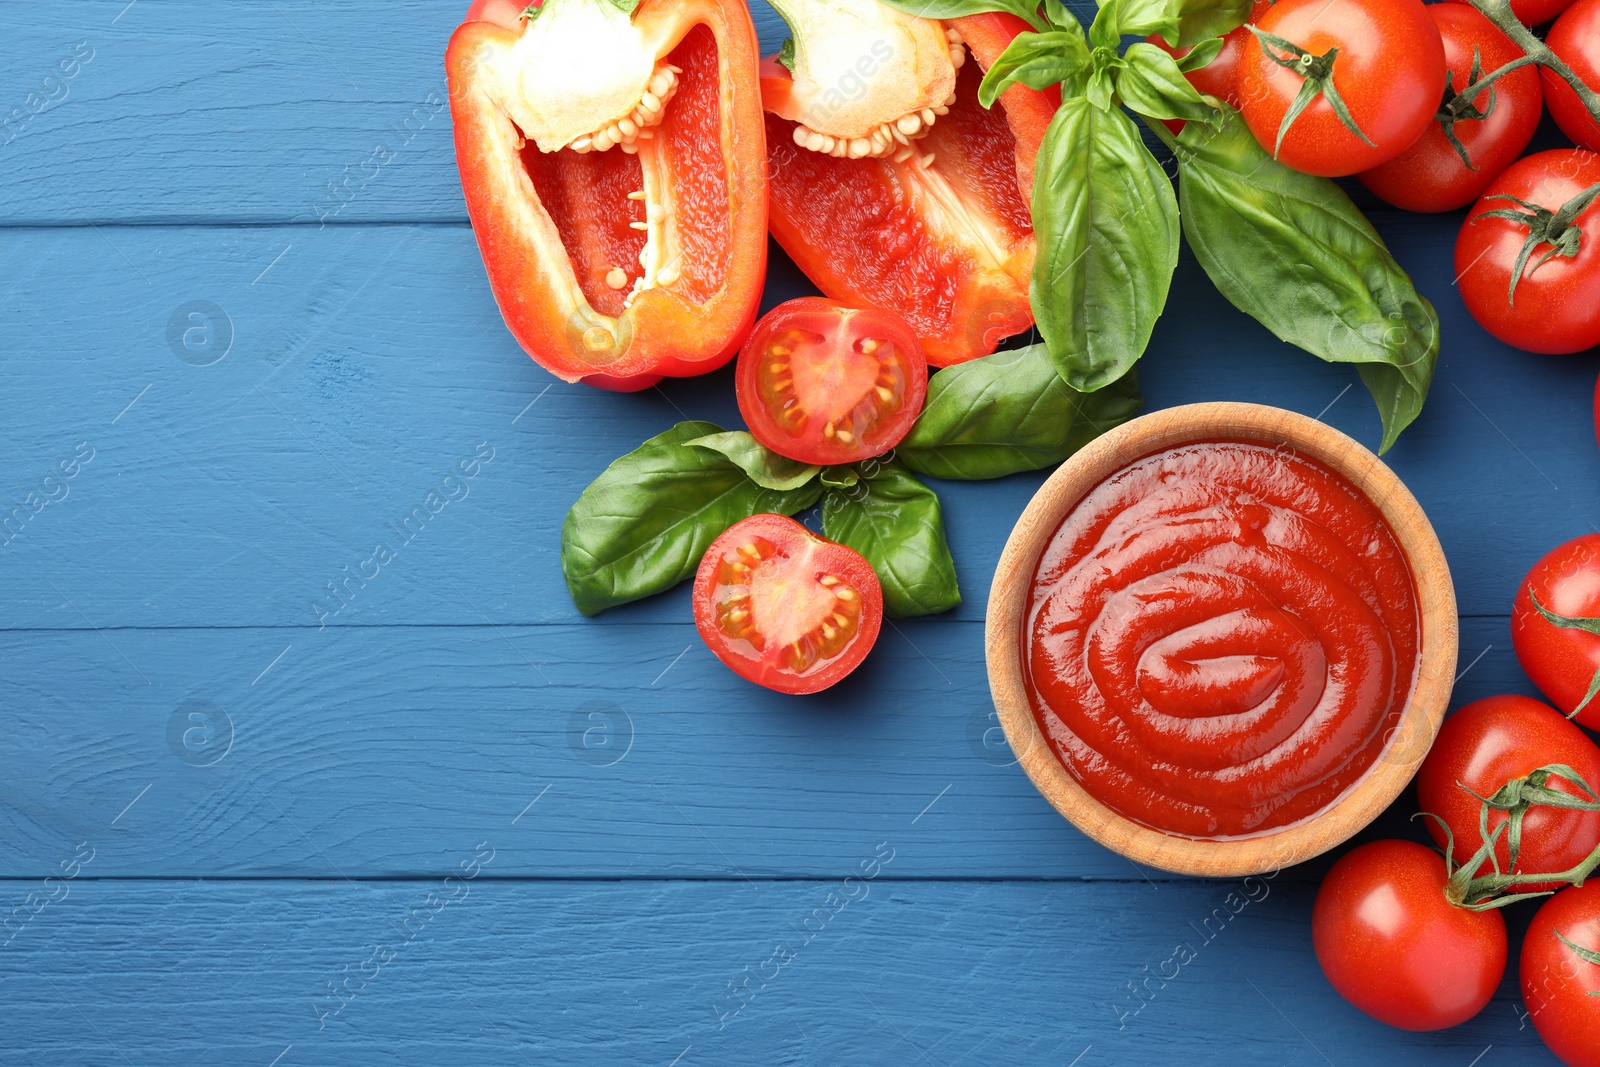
<box><xmin>1237</xmin><ymin>0</ymin><xmax>1446</xmax><ymax>177</ymax></box>
<box><xmin>1313</xmin><ymin>840</ymin><xmax>1507</xmax><ymax>1031</ymax></box>
<box><xmin>1544</xmin><ymin>0</ymin><xmax>1600</xmax><ymax>153</ymax></box>
<box><xmin>1513</xmin><ymin>532</ymin><xmax>1600</xmax><ymax>727</ymax></box>
<box><xmin>1416</xmin><ymin>695</ymin><xmax>1600</xmax><ymax>892</ymax></box>
<box><xmin>1358</xmin><ymin>3</ymin><xmax>1543</xmax><ymax>212</ymax></box>
<box><xmin>1456</xmin><ymin>149</ymin><xmax>1600</xmax><ymax>355</ymax></box>
<box><xmin>1522</xmin><ymin>883</ymin><xmax>1600</xmax><ymax>1067</ymax></box>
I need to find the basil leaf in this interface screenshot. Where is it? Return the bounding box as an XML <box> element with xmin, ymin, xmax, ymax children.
<box><xmin>562</xmin><ymin>422</ymin><xmax>821</xmax><ymax>615</ymax></box>
<box><xmin>820</xmin><ymin>467</ymin><xmax>859</xmax><ymax>489</ymax></box>
<box><xmin>1175</xmin><ymin>36</ymin><xmax>1225</xmax><ymax>72</ymax></box>
<box><xmin>979</xmin><ymin>31</ymin><xmax>1092</xmax><ymax>106</ymax></box>
<box><xmin>1031</xmin><ymin>97</ymin><xmax>1180</xmax><ymax>392</ymax></box>
<box><xmin>1088</xmin><ymin>0</ymin><xmax>1123</xmax><ymax>49</ymax></box>
<box><xmin>1171</xmin><ymin>109</ymin><xmax>1440</xmax><ymax>452</ymax></box>
<box><xmin>874</xmin><ymin>0</ymin><xmax>1047</xmax><ymax>32</ymax></box>
<box><xmin>686</xmin><ymin>430</ymin><xmax>820</xmax><ymax>491</ymax></box>
<box><xmin>897</xmin><ymin>345</ymin><xmax>1142</xmax><ymax>480</ymax></box>
<box><xmin>1118</xmin><ymin>42</ymin><xmax>1223</xmax><ymax>124</ymax></box>
<box><xmin>1116</xmin><ymin>0</ymin><xmax>1254</xmax><ymax>46</ymax></box>
<box><xmin>821</xmin><ymin>461</ymin><xmax>960</xmax><ymax>618</ymax></box>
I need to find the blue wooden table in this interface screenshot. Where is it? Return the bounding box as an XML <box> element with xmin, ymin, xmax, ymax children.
<box><xmin>2</xmin><ymin>2</ymin><xmax>1594</xmax><ymax>1063</ymax></box>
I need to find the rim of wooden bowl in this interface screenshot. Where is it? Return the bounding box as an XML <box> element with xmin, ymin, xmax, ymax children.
<box><xmin>985</xmin><ymin>402</ymin><xmax>1459</xmax><ymax>878</ymax></box>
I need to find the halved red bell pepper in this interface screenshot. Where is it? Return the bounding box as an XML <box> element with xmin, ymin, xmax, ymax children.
<box><xmin>761</xmin><ymin>11</ymin><xmax>1054</xmax><ymax>367</ymax></box>
<box><xmin>446</xmin><ymin>0</ymin><xmax>768</xmax><ymax>390</ymax></box>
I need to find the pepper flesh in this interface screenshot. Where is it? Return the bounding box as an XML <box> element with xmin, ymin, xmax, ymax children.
<box><xmin>762</xmin><ymin>12</ymin><xmax>1053</xmax><ymax>366</ymax></box>
<box><xmin>446</xmin><ymin>0</ymin><xmax>768</xmax><ymax>389</ymax></box>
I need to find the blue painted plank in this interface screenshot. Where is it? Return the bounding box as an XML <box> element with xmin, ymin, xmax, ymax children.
<box><xmin>0</xmin><ymin>0</ymin><xmax>805</xmax><ymax>226</ymax></box>
<box><xmin>0</xmin><ymin>616</ymin><xmax>1548</xmax><ymax>879</ymax></box>
<box><xmin>1</xmin><ymin>222</ymin><xmax>1598</xmax><ymax>631</ymax></box>
<box><xmin>0</xmin><ymin>878</ymin><xmax>1559</xmax><ymax>1065</ymax></box>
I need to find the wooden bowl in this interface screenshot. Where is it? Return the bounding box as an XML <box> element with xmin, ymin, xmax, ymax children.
<box><xmin>986</xmin><ymin>402</ymin><xmax>1458</xmax><ymax>877</ymax></box>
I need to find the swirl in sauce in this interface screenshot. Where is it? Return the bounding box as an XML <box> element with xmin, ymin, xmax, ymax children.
<box><xmin>1023</xmin><ymin>441</ymin><xmax>1420</xmax><ymax>839</ymax></box>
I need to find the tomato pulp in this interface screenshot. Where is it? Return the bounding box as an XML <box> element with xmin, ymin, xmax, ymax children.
<box><xmin>693</xmin><ymin>514</ymin><xmax>883</xmax><ymax>694</ymax></box>
<box><xmin>1023</xmin><ymin>441</ymin><xmax>1420</xmax><ymax>839</ymax></box>
<box><xmin>736</xmin><ymin>298</ymin><xmax>928</xmax><ymax>466</ymax></box>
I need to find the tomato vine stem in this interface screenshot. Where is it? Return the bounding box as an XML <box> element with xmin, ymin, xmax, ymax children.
<box><xmin>1467</xmin><ymin>0</ymin><xmax>1600</xmax><ymax>125</ymax></box>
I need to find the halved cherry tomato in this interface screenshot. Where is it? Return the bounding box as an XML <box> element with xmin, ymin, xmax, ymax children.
<box><xmin>1522</xmin><ymin>882</ymin><xmax>1600</xmax><ymax>1067</ymax></box>
<box><xmin>692</xmin><ymin>514</ymin><xmax>883</xmax><ymax>695</ymax></box>
<box><xmin>1544</xmin><ymin>0</ymin><xmax>1600</xmax><ymax>153</ymax></box>
<box><xmin>1416</xmin><ymin>695</ymin><xmax>1600</xmax><ymax>892</ymax></box>
<box><xmin>1312</xmin><ymin>839</ymin><xmax>1507</xmax><ymax>1031</ymax></box>
<box><xmin>1237</xmin><ymin>0</ymin><xmax>1446</xmax><ymax>177</ymax></box>
<box><xmin>1358</xmin><ymin>3</ymin><xmax>1543</xmax><ymax>213</ymax></box>
<box><xmin>736</xmin><ymin>298</ymin><xmax>928</xmax><ymax>466</ymax></box>
<box><xmin>1456</xmin><ymin>149</ymin><xmax>1600</xmax><ymax>355</ymax></box>
<box><xmin>1512</xmin><ymin>533</ymin><xmax>1600</xmax><ymax>729</ymax></box>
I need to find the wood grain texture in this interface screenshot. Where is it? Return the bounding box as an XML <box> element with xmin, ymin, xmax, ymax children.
<box><xmin>1</xmin><ymin>225</ymin><xmax>1598</xmax><ymax>630</ymax></box>
<box><xmin>2</xmin><ymin>2</ymin><xmax>1597</xmax><ymax>1062</ymax></box>
<box><xmin>988</xmin><ymin>403</ymin><xmax>1457</xmax><ymax>877</ymax></box>
<box><xmin>0</xmin><ymin>617</ymin><xmax>1542</xmax><ymax>881</ymax></box>
<box><xmin>0</xmin><ymin>879</ymin><xmax>1560</xmax><ymax>1065</ymax></box>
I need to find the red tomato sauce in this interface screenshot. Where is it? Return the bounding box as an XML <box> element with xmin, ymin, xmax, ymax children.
<box><xmin>1023</xmin><ymin>441</ymin><xmax>1421</xmax><ymax>839</ymax></box>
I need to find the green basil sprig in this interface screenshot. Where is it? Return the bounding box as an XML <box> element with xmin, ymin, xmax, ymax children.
<box><xmin>1161</xmin><ymin>111</ymin><xmax>1440</xmax><ymax>452</ymax></box>
<box><xmin>821</xmin><ymin>459</ymin><xmax>961</xmax><ymax>617</ymax></box>
<box><xmin>898</xmin><ymin>344</ymin><xmax>1141</xmax><ymax>480</ymax></box>
<box><xmin>685</xmin><ymin>430</ymin><xmax>821</xmax><ymax>490</ymax></box>
<box><xmin>883</xmin><ymin>0</ymin><xmax>1438</xmax><ymax>451</ymax></box>
<box><xmin>561</xmin><ymin>422</ymin><xmax>821</xmax><ymax>615</ymax></box>
<box><xmin>1031</xmin><ymin>96</ymin><xmax>1180</xmax><ymax>392</ymax></box>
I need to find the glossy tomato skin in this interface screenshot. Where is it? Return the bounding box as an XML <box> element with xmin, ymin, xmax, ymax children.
<box><xmin>1544</xmin><ymin>0</ymin><xmax>1600</xmax><ymax>153</ymax></box>
<box><xmin>1313</xmin><ymin>840</ymin><xmax>1507</xmax><ymax>1031</ymax></box>
<box><xmin>1237</xmin><ymin>0</ymin><xmax>1446</xmax><ymax>177</ymax></box>
<box><xmin>1416</xmin><ymin>695</ymin><xmax>1600</xmax><ymax>890</ymax></box>
<box><xmin>1513</xmin><ymin>533</ymin><xmax>1600</xmax><ymax>728</ymax></box>
<box><xmin>736</xmin><ymin>298</ymin><xmax>928</xmax><ymax>467</ymax></box>
<box><xmin>1358</xmin><ymin>3</ymin><xmax>1543</xmax><ymax>212</ymax></box>
<box><xmin>692</xmin><ymin>514</ymin><xmax>883</xmax><ymax>695</ymax></box>
<box><xmin>464</xmin><ymin>0</ymin><xmax>525</xmax><ymax>26</ymax></box>
<box><xmin>1522</xmin><ymin>883</ymin><xmax>1600</xmax><ymax>1067</ymax></box>
<box><xmin>1456</xmin><ymin>149</ymin><xmax>1600</xmax><ymax>354</ymax></box>
<box><xmin>1513</xmin><ymin>0</ymin><xmax>1579</xmax><ymax>24</ymax></box>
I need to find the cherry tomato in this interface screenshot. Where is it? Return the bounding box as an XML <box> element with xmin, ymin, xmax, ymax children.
<box><xmin>1147</xmin><ymin>0</ymin><xmax>1274</xmax><ymax>133</ymax></box>
<box><xmin>1237</xmin><ymin>0</ymin><xmax>1446</xmax><ymax>177</ymax></box>
<box><xmin>1358</xmin><ymin>3</ymin><xmax>1543</xmax><ymax>212</ymax></box>
<box><xmin>736</xmin><ymin>298</ymin><xmax>928</xmax><ymax>466</ymax></box>
<box><xmin>1522</xmin><ymin>883</ymin><xmax>1600</xmax><ymax>1067</ymax></box>
<box><xmin>1513</xmin><ymin>533</ymin><xmax>1600</xmax><ymax>729</ymax></box>
<box><xmin>1456</xmin><ymin>149</ymin><xmax>1600</xmax><ymax>354</ymax></box>
<box><xmin>1544</xmin><ymin>0</ymin><xmax>1600</xmax><ymax>153</ymax></box>
<box><xmin>1313</xmin><ymin>839</ymin><xmax>1507</xmax><ymax>1031</ymax></box>
<box><xmin>692</xmin><ymin>514</ymin><xmax>883</xmax><ymax>695</ymax></box>
<box><xmin>1416</xmin><ymin>695</ymin><xmax>1600</xmax><ymax>892</ymax></box>
<box><xmin>1512</xmin><ymin>0</ymin><xmax>1579</xmax><ymax>25</ymax></box>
